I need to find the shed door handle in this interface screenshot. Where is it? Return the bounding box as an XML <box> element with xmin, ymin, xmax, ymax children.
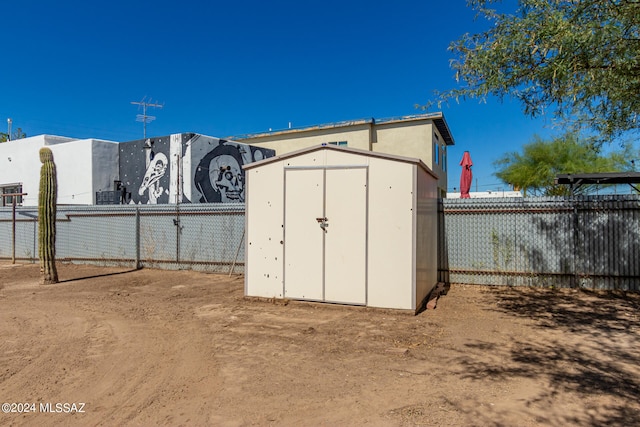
<box><xmin>316</xmin><ymin>217</ymin><xmax>329</xmax><ymax>231</ymax></box>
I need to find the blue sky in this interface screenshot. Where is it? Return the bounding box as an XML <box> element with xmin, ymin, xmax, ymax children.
<box><xmin>1</xmin><ymin>0</ymin><xmax>563</xmax><ymax>192</ymax></box>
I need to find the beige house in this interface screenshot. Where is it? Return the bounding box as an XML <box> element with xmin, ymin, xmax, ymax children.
<box><xmin>233</xmin><ymin>112</ymin><xmax>455</xmax><ymax>197</ymax></box>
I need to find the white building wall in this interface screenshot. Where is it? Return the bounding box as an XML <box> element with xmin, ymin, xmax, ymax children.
<box><xmin>0</xmin><ymin>135</ymin><xmax>72</xmax><ymax>205</ymax></box>
<box><xmin>53</xmin><ymin>139</ymin><xmax>94</xmax><ymax>204</ymax></box>
<box><xmin>0</xmin><ymin>135</ymin><xmax>118</xmax><ymax>206</ymax></box>
<box><xmin>90</xmin><ymin>140</ymin><xmax>120</xmax><ymax>202</ymax></box>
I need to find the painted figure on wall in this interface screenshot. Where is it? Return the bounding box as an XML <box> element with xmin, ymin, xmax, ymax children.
<box><xmin>119</xmin><ymin>136</ymin><xmax>172</xmax><ymax>205</ymax></box>
<box><xmin>119</xmin><ymin>134</ymin><xmax>274</xmax><ymax>205</ymax></box>
<box><xmin>194</xmin><ymin>141</ymin><xmax>251</xmax><ymax>202</ymax></box>
<box><xmin>138</xmin><ymin>152</ymin><xmax>168</xmax><ymax>204</ymax></box>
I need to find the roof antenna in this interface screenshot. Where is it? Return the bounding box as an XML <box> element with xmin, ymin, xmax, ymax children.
<box><xmin>131</xmin><ymin>97</ymin><xmax>164</xmax><ymax>138</ymax></box>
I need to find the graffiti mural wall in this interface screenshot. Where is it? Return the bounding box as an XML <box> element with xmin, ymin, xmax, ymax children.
<box><xmin>119</xmin><ymin>133</ymin><xmax>275</xmax><ymax>204</ymax></box>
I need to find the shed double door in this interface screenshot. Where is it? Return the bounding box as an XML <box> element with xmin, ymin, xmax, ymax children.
<box><xmin>284</xmin><ymin>167</ymin><xmax>367</xmax><ymax>305</ymax></box>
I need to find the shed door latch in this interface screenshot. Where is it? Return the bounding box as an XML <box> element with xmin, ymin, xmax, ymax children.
<box><xmin>316</xmin><ymin>217</ymin><xmax>329</xmax><ymax>230</ymax></box>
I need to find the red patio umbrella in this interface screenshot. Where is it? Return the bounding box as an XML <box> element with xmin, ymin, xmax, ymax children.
<box><xmin>459</xmin><ymin>151</ymin><xmax>473</xmax><ymax>199</ymax></box>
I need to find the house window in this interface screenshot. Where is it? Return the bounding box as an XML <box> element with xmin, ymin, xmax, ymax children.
<box><xmin>1</xmin><ymin>184</ymin><xmax>23</xmax><ymax>207</ymax></box>
<box><xmin>443</xmin><ymin>149</ymin><xmax>447</xmax><ymax>172</ymax></box>
<box><xmin>435</xmin><ymin>144</ymin><xmax>440</xmax><ymax>165</ymax></box>
<box><xmin>327</xmin><ymin>141</ymin><xmax>348</xmax><ymax>147</ymax></box>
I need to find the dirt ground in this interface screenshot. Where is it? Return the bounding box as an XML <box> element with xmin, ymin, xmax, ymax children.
<box><xmin>0</xmin><ymin>262</ymin><xmax>638</xmax><ymax>427</ymax></box>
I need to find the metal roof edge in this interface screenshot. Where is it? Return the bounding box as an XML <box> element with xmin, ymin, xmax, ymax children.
<box><xmin>66</xmin><ymin>137</ymin><xmax>119</xmax><ymax>144</ymax></box>
<box><xmin>432</xmin><ymin>115</ymin><xmax>455</xmax><ymax>146</ymax></box>
<box><xmin>15</xmin><ymin>134</ymin><xmax>120</xmax><ymax>145</ymax></box>
<box><xmin>231</xmin><ymin>118</ymin><xmax>375</xmax><ymax>140</ymax></box>
<box><xmin>373</xmin><ymin>112</ymin><xmax>442</xmax><ymax>125</ymax></box>
<box><xmin>231</xmin><ymin>112</ymin><xmax>455</xmax><ymax>145</ymax></box>
<box><xmin>376</xmin><ymin>112</ymin><xmax>454</xmax><ymax>146</ymax></box>
<box><xmin>119</xmin><ymin>132</ymin><xmax>243</xmax><ymax>144</ymax></box>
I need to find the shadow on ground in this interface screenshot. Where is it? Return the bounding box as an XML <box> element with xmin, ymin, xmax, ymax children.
<box><xmin>58</xmin><ymin>268</ymin><xmax>140</xmax><ymax>284</ymax></box>
<box><xmin>451</xmin><ymin>287</ymin><xmax>640</xmax><ymax>427</ymax></box>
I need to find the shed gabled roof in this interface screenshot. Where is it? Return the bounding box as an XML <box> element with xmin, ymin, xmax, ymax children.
<box><xmin>243</xmin><ymin>143</ymin><xmax>438</xmax><ymax>179</ymax></box>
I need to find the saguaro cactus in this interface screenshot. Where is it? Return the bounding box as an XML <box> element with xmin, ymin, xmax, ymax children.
<box><xmin>38</xmin><ymin>147</ymin><xmax>58</xmax><ymax>284</ymax></box>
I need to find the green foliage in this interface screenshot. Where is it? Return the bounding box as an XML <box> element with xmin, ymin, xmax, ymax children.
<box><xmin>491</xmin><ymin>229</ymin><xmax>513</xmax><ymax>270</ymax></box>
<box><xmin>428</xmin><ymin>0</ymin><xmax>640</xmax><ymax>141</ymax></box>
<box><xmin>494</xmin><ymin>132</ymin><xmax>634</xmax><ymax>196</ymax></box>
<box><xmin>38</xmin><ymin>147</ymin><xmax>58</xmax><ymax>284</ymax></box>
<box><xmin>0</xmin><ymin>128</ymin><xmax>27</xmax><ymax>142</ymax></box>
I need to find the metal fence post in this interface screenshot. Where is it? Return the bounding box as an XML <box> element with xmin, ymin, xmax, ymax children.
<box><xmin>135</xmin><ymin>207</ymin><xmax>141</xmax><ymax>269</ymax></box>
<box><xmin>12</xmin><ymin>198</ymin><xmax>16</xmax><ymax>264</ymax></box>
<box><xmin>175</xmin><ymin>204</ymin><xmax>180</xmax><ymax>265</ymax></box>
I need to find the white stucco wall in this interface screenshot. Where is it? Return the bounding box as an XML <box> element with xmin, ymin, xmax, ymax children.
<box><xmin>0</xmin><ymin>135</ymin><xmax>119</xmax><ymax>206</ymax></box>
<box><xmin>90</xmin><ymin>140</ymin><xmax>120</xmax><ymax>202</ymax></box>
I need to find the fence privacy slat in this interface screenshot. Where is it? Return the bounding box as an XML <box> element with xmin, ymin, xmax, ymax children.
<box><xmin>439</xmin><ymin>195</ymin><xmax>640</xmax><ymax>291</ymax></box>
<box><xmin>2</xmin><ymin>196</ymin><xmax>639</xmax><ymax>290</ymax></box>
<box><xmin>0</xmin><ymin>203</ymin><xmax>245</xmax><ymax>274</ymax></box>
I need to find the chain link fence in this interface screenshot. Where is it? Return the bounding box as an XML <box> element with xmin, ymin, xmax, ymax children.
<box><xmin>440</xmin><ymin>195</ymin><xmax>640</xmax><ymax>290</ymax></box>
<box><xmin>3</xmin><ymin>196</ymin><xmax>640</xmax><ymax>290</ymax></box>
<box><xmin>0</xmin><ymin>203</ymin><xmax>245</xmax><ymax>274</ymax></box>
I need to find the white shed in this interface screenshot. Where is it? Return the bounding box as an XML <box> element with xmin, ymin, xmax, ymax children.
<box><xmin>244</xmin><ymin>144</ymin><xmax>439</xmax><ymax>312</ymax></box>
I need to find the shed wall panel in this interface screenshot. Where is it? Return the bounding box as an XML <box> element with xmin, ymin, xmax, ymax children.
<box><xmin>284</xmin><ymin>168</ymin><xmax>325</xmax><ymax>300</ymax></box>
<box><xmin>245</xmin><ymin>164</ymin><xmax>285</xmax><ymax>298</ymax></box>
<box><xmin>324</xmin><ymin>167</ymin><xmax>367</xmax><ymax>304</ymax></box>
<box><xmin>416</xmin><ymin>165</ymin><xmax>439</xmax><ymax>304</ymax></box>
<box><xmin>367</xmin><ymin>157</ymin><xmax>414</xmax><ymax>310</ymax></box>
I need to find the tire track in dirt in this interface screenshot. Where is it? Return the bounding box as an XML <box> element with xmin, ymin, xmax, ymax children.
<box><xmin>2</xmin><ymin>264</ymin><xmax>639</xmax><ymax>426</ymax></box>
<box><xmin>0</xmin><ymin>268</ymin><xmax>224</xmax><ymax>426</ymax></box>
<box><xmin>62</xmin><ymin>283</ymin><xmax>223</xmax><ymax>426</ymax></box>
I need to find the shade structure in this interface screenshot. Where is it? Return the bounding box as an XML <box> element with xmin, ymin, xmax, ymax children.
<box><xmin>459</xmin><ymin>151</ymin><xmax>473</xmax><ymax>199</ymax></box>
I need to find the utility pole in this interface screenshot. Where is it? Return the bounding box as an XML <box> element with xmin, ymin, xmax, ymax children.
<box><xmin>131</xmin><ymin>97</ymin><xmax>163</xmax><ymax>138</ymax></box>
<box><xmin>7</xmin><ymin>118</ymin><xmax>12</xmax><ymax>141</ymax></box>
